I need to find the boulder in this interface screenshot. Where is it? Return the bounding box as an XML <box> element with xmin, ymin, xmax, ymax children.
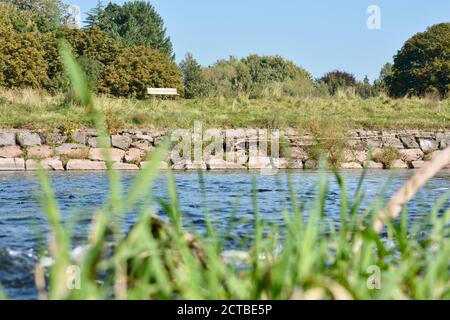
<box><xmin>365</xmin><ymin>161</ymin><xmax>384</xmax><ymax>169</ymax></box>
<box><xmin>340</xmin><ymin>162</ymin><xmax>363</xmax><ymax>169</ymax></box>
<box><xmin>124</xmin><ymin>148</ymin><xmax>145</xmax><ymax>164</ymax></box>
<box><xmin>382</xmin><ymin>137</ymin><xmax>404</xmax><ymax>149</ymax></box>
<box><xmin>112</xmin><ymin>163</ymin><xmax>139</xmax><ymax>170</ymax></box>
<box><xmin>66</xmin><ymin>159</ymin><xmax>106</xmax><ymax>171</ymax></box>
<box><xmin>131</xmin><ymin>140</ymin><xmax>154</xmax><ymax>152</ymax></box>
<box><xmin>399</xmin><ymin>135</ymin><xmax>419</xmax><ymax>149</ymax></box>
<box><xmin>425</xmin><ymin>151</ymin><xmax>450</xmax><ymax>168</ymax></box>
<box><xmin>87</xmin><ymin>137</ymin><xmax>100</xmax><ymax>148</ymax></box>
<box><xmin>399</xmin><ymin>149</ymin><xmax>424</xmax><ymax>162</ymax></box>
<box><xmin>17</xmin><ymin>131</ymin><xmax>41</xmax><ymax>147</ymax></box>
<box><xmin>43</xmin><ymin>131</ymin><xmax>67</xmax><ymax>145</ymax></box>
<box><xmin>366</xmin><ymin>138</ymin><xmax>382</xmax><ymax>148</ymax></box>
<box><xmin>411</xmin><ymin>161</ymin><xmax>426</xmax><ymax>169</ymax></box>
<box><xmin>207</xmin><ymin>159</ymin><xmax>246</xmax><ymax>170</ymax></box>
<box><xmin>288</xmin><ymin>160</ymin><xmax>304</xmax><ymax>169</ymax></box>
<box><xmin>27</xmin><ymin>146</ymin><xmax>54</xmax><ymax>159</ymax></box>
<box><xmin>288</xmin><ymin>147</ymin><xmax>308</xmax><ymax>160</ymax></box>
<box><xmin>0</xmin><ymin>132</ymin><xmax>16</xmax><ymax>146</ymax></box>
<box><xmin>248</xmin><ymin>156</ymin><xmax>272</xmax><ymax>169</ymax></box>
<box><xmin>0</xmin><ymin>145</ymin><xmax>23</xmax><ymax>158</ymax></box>
<box><xmin>0</xmin><ymin>158</ymin><xmax>25</xmax><ymax>171</ymax></box>
<box><xmin>390</xmin><ymin>159</ymin><xmax>408</xmax><ymax>169</ymax></box>
<box><xmin>72</xmin><ymin>130</ymin><xmax>87</xmax><ymax>145</ymax></box>
<box><xmin>418</xmin><ymin>139</ymin><xmax>439</xmax><ymax>153</ymax></box>
<box><xmin>135</xmin><ymin>134</ymin><xmax>154</xmax><ymax>144</ymax></box>
<box><xmin>89</xmin><ymin>148</ymin><xmax>125</xmax><ymax>162</ymax></box>
<box><xmin>172</xmin><ymin>160</ymin><xmax>207</xmax><ymax>171</ymax></box>
<box><xmin>111</xmin><ymin>135</ymin><xmax>132</xmax><ymax>150</ymax></box>
<box><xmin>140</xmin><ymin>161</ymin><xmax>169</xmax><ymax>170</ymax></box>
<box><xmin>345</xmin><ymin>150</ymin><xmax>368</xmax><ymax>163</ymax></box>
<box><xmin>55</xmin><ymin>144</ymin><xmax>89</xmax><ymax>158</ymax></box>
<box><xmin>26</xmin><ymin>158</ymin><xmax>64</xmax><ymax>171</ymax></box>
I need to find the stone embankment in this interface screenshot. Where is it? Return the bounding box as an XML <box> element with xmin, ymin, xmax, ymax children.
<box><xmin>0</xmin><ymin>128</ymin><xmax>449</xmax><ymax>171</ymax></box>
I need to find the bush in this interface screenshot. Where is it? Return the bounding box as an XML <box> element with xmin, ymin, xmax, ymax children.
<box><xmin>373</xmin><ymin>147</ymin><xmax>401</xmax><ymax>169</ymax></box>
<box><xmin>100</xmin><ymin>46</ymin><xmax>183</xmax><ymax>99</ymax></box>
<box><xmin>318</xmin><ymin>70</ymin><xmax>357</xmax><ymax>95</ymax></box>
<box><xmin>388</xmin><ymin>23</ymin><xmax>450</xmax><ymax>98</ymax></box>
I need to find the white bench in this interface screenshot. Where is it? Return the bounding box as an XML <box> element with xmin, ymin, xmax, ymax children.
<box><xmin>147</xmin><ymin>88</ymin><xmax>179</xmax><ymax>97</ymax></box>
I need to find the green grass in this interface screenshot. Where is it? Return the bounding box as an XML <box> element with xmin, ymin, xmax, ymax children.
<box><xmin>0</xmin><ymin>87</ymin><xmax>449</xmax><ymax>131</ymax></box>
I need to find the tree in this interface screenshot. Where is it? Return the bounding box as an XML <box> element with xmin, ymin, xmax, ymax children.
<box><xmin>1</xmin><ymin>0</ymin><xmax>70</xmax><ymax>32</ymax></box>
<box><xmin>388</xmin><ymin>23</ymin><xmax>450</xmax><ymax>98</ymax></box>
<box><xmin>85</xmin><ymin>1</ymin><xmax>174</xmax><ymax>59</ymax></box>
<box><xmin>318</xmin><ymin>70</ymin><xmax>357</xmax><ymax>95</ymax></box>
<box><xmin>179</xmin><ymin>53</ymin><xmax>209</xmax><ymax>99</ymax></box>
<box><xmin>100</xmin><ymin>46</ymin><xmax>183</xmax><ymax>99</ymax></box>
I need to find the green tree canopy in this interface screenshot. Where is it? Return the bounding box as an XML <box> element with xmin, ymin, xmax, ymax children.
<box><xmin>180</xmin><ymin>52</ymin><xmax>209</xmax><ymax>99</ymax></box>
<box><xmin>85</xmin><ymin>1</ymin><xmax>174</xmax><ymax>59</ymax></box>
<box><xmin>388</xmin><ymin>23</ymin><xmax>450</xmax><ymax>98</ymax></box>
<box><xmin>318</xmin><ymin>70</ymin><xmax>357</xmax><ymax>95</ymax></box>
<box><xmin>1</xmin><ymin>0</ymin><xmax>69</xmax><ymax>32</ymax></box>
<box><xmin>101</xmin><ymin>46</ymin><xmax>183</xmax><ymax>99</ymax></box>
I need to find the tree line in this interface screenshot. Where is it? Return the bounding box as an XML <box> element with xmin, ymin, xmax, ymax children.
<box><xmin>0</xmin><ymin>0</ymin><xmax>448</xmax><ymax>99</ymax></box>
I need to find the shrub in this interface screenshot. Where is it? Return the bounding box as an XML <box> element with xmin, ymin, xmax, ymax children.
<box><xmin>373</xmin><ymin>147</ymin><xmax>401</xmax><ymax>168</ymax></box>
<box><xmin>100</xmin><ymin>46</ymin><xmax>183</xmax><ymax>99</ymax></box>
<box><xmin>388</xmin><ymin>23</ymin><xmax>450</xmax><ymax>98</ymax></box>
<box><xmin>318</xmin><ymin>70</ymin><xmax>357</xmax><ymax>95</ymax></box>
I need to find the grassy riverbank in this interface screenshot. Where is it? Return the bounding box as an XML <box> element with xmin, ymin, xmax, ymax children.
<box><xmin>0</xmin><ymin>88</ymin><xmax>449</xmax><ymax>131</ymax></box>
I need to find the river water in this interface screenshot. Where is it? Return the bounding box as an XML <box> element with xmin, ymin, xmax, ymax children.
<box><xmin>0</xmin><ymin>170</ymin><xmax>449</xmax><ymax>299</ymax></box>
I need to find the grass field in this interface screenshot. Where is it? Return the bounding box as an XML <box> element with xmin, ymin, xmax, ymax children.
<box><xmin>0</xmin><ymin>88</ymin><xmax>449</xmax><ymax>131</ymax></box>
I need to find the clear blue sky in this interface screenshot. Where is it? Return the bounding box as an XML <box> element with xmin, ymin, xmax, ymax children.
<box><xmin>67</xmin><ymin>0</ymin><xmax>450</xmax><ymax>81</ymax></box>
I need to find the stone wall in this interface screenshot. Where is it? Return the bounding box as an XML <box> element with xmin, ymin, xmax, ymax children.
<box><xmin>0</xmin><ymin>128</ymin><xmax>449</xmax><ymax>171</ymax></box>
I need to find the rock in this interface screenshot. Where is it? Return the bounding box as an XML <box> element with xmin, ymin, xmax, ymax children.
<box><xmin>124</xmin><ymin>148</ymin><xmax>145</xmax><ymax>164</ymax></box>
<box><xmin>340</xmin><ymin>162</ymin><xmax>363</xmax><ymax>169</ymax></box>
<box><xmin>0</xmin><ymin>145</ymin><xmax>23</xmax><ymax>158</ymax></box>
<box><xmin>17</xmin><ymin>131</ymin><xmax>41</xmax><ymax>147</ymax></box>
<box><xmin>140</xmin><ymin>161</ymin><xmax>169</xmax><ymax>170</ymax></box>
<box><xmin>55</xmin><ymin>144</ymin><xmax>89</xmax><ymax>158</ymax></box>
<box><xmin>399</xmin><ymin>149</ymin><xmax>424</xmax><ymax>162</ymax></box>
<box><xmin>399</xmin><ymin>135</ymin><xmax>419</xmax><ymax>149</ymax></box>
<box><xmin>345</xmin><ymin>150</ymin><xmax>368</xmax><ymax>163</ymax></box>
<box><xmin>72</xmin><ymin>130</ymin><xmax>87</xmax><ymax>145</ymax></box>
<box><xmin>248</xmin><ymin>156</ymin><xmax>272</xmax><ymax>169</ymax></box>
<box><xmin>26</xmin><ymin>158</ymin><xmax>64</xmax><ymax>171</ymax></box>
<box><xmin>411</xmin><ymin>161</ymin><xmax>426</xmax><ymax>169</ymax></box>
<box><xmin>288</xmin><ymin>160</ymin><xmax>304</xmax><ymax>169</ymax></box>
<box><xmin>366</xmin><ymin>138</ymin><xmax>382</xmax><ymax>148</ymax></box>
<box><xmin>66</xmin><ymin>160</ymin><xmax>106</xmax><ymax>171</ymax></box>
<box><xmin>418</xmin><ymin>139</ymin><xmax>439</xmax><ymax>153</ymax></box>
<box><xmin>304</xmin><ymin>159</ymin><xmax>318</xmax><ymax>170</ymax></box>
<box><xmin>390</xmin><ymin>159</ymin><xmax>408</xmax><ymax>169</ymax></box>
<box><xmin>382</xmin><ymin>137</ymin><xmax>404</xmax><ymax>149</ymax></box>
<box><xmin>0</xmin><ymin>132</ymin><xmax>16</xmax><ymax>146</ymax></box>
<box><xmin>43</xmin><ymin>131</ymin><xmax>67</xmax><ymax>145</ymax></box>
<box><xmin>27</xmin><ymin>146</ymin><xmax>54</xmax><ymax>159</ymax></box>
<box><xmin>112</xmin><ymin>163</ymin><xmax>139</xmax><ymax>170</ymax></box>
<box><xmin>87</xmin><ymin>137</ymin><xmax>100</xmax><ymax>148</ymax></box>
<box><xmin>273</xmin><ymin>158</ymin><xmax>289</xmax><ymax>169</ymax></box>
<box><xmin>365</xmin><ymin>161</ymin><xmax>384</xmax><ymax>169</ymax></box>
<box><xmin>131</xmin><ymin>140</ymin><xmax>154</xmax><ymax>152</ymax></box>
<box><xmin>135</xmin><ymin>134</ymin><xmax>154</xmax><ymax>144</ymax></box>
<box><xmin>172</xmin><ymin>160</ymin><xmax>207</xmax><ymax>171</ymax></box>
<box><xmin>89</xmin><ymin>148</ymin><xmax>125</xmax><ymax>162</ymax></box>
<box><xmin>0</xmin><ymin>158</ymin><xmax>25</xmax><ymax>171</ymax></box>
<box><xmin>436</xmin><ymin>132</ymin><xmax>450</xmax><ymax>149</ymax></box>
<box><xmin>207</xmin><ymin>159</ymin><xmax>246</xmax><ymax>170</ymax></box>
<box><xmin>111</xmin><ymin>135</ymin><xmax>132</xmax><ymax>150</ymax></box>
<box><xmin>288</xmin><ymin>147</ymin><xmax>308</xmax><ymax>160</ymax></box>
